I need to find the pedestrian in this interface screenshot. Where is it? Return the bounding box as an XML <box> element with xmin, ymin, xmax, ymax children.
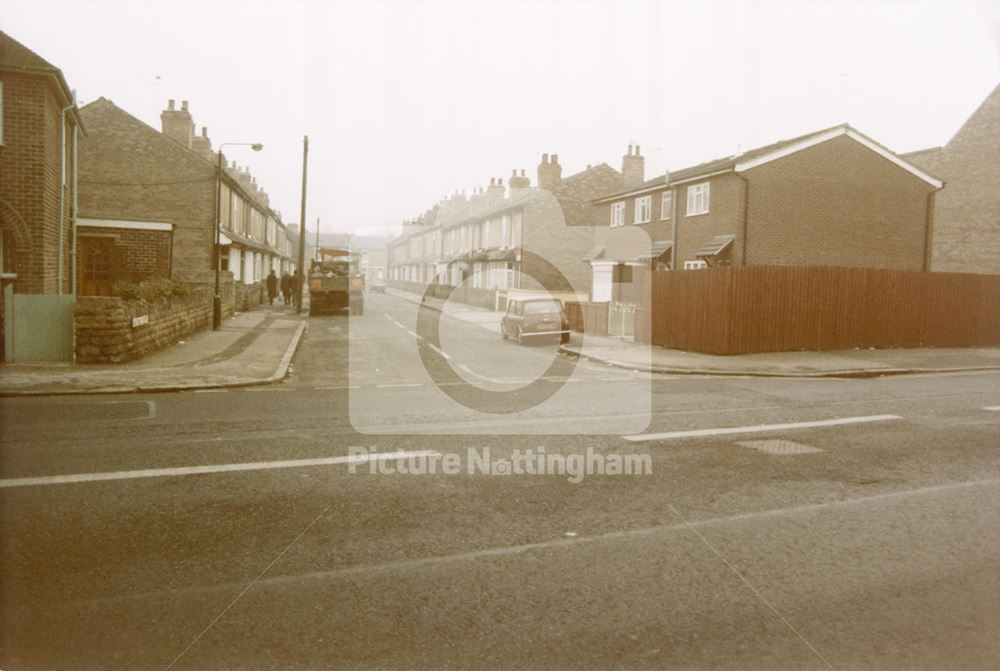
<box><xmin>266</xmin><ymin>269</ymin><xmax>278</xmax><ymax>306</ymax></box>
<box><xmin>280</xmin><ymin>272</ymin><xmax>291</xmax><ymax>305</ymax></box>
<box><xmin>292</xmin><ymin>270</ymin><xmax>302</xmax><ymax>308</ymax></box>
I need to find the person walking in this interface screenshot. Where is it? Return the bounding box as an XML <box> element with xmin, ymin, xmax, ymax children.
<box><xmin>280</xmin><ymin>272</ymin><xmax>291</xmax><ymax>305</ymax></box>
<box><xmin>266</xmin><ymin>269</ymin><xmax>278</xmax><ymax>306</ymax></box>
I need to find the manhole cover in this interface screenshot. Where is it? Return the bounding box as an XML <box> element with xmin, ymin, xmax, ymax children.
<box><xmin>736</xmin><ymin>439</ymin><xmax>824</xmax><ymax>455</ymax></box>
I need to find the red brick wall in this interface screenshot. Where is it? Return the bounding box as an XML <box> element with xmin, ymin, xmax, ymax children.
<box><xmin>0</xmin><ymin>71</ymin><xmax>77</xmax><ymax>294</ymax></box>
<box><xmin>76</xmin><ymin>227</ymin><xmax>172</xmax><ymax>293</ymax></box>
<box><xmin>744</xmin><ymin>135</ymin><xmax>934</xmax><ymax>270</ymax></box>
<box><xmin>77</xmin><ymin>99</ymin><xmax>216</xmax><ymax>282</ymax></box>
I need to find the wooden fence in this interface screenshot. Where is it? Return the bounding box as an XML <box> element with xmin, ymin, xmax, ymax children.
<box><xmin>648</xmin><ymin>266</ymin><xmax>1000</xmax><ymax>355</ymax></box>
<box><xmin>566</xmin><ymin>301</ymin><xmax>610</xmax><ymax>335</ymax></box>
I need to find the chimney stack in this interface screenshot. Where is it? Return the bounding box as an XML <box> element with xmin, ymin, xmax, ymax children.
<box><xmin>190</xmin><ymin>125</ymin><xmax>213</xmax><ymax>160</ymax></box>
<box><xmin>509</xmin><ymin>168</ymin><xmax>531</xmax><ymax>200</ymax></box>
<box><xmin>486</xmin><ymin>177</ymin><xmax>505</xmax><ymax>206</ymax></box>
<box><xmin>537</xmin><ymin>152</ymin><xmax>562</xmax><ymax>190</ymax></box>
<box><xmin>160</xmin><ymin>98</ymin><xmax>195</xmax><ymax>149</ymax></box>
<box><xmin>622</xmin><ymin>144</ymin><xmax>645</xmax><ymax>187</ymax></box>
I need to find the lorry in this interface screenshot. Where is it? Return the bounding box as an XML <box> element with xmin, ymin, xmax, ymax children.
<box><xmin>308</xmin><ymin>247</ymin><xmax>365</xmax><ymax>316</ymax></box>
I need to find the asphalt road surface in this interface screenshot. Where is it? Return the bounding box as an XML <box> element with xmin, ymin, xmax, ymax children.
<box><xmin>2</xmin><ymin>292</ymin><xmax>999</xmax><ymax>670</ymax></box>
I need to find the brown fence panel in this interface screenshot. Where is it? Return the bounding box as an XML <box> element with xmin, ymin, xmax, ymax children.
<box><xmin>648</xmin><ymin>266</ymin><xmax>1000</xmax><ymax>355</ymax></box>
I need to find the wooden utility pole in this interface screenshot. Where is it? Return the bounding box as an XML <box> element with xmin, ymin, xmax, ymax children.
<box><xmin>315</xmin><ymin>217</ymin><xmax>320</xmax><ymax>259</ymax></box>
<box><xmin>296</xmin><ymin>135</ymin><xmax>309</xmax><ymax>314</ymax></box>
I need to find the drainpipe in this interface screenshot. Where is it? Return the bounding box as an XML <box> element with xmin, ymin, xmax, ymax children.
<box><xmin>669</xmin><ymin>186</ymin><xmax>677</xmax><ymax>270</ymax></box>
<box><xmin>59</xmin><ymin>100</ymin><xmax>74</xmax><ymax>294</ymax></box>
<box><xmin>737</xmin><ymin>173</ymin><xmax>750</xmax><ymax>265</ymax></box>
<box><xmin>71</xmin><ymin>122</ymin><xmax>79</xmax><ymax>295</ymax></box>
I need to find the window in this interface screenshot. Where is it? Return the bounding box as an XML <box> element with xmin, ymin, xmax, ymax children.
<box><xmin>686</xmin><ymin>182</ymin><xmax>710</xmax><ymax>216</ymax></box>
<box><xmin>610</xmin><ymin>202</ymin><xmax>625</xmax><ymax>227</ymax></box>
<box><xmin>634</xmin><ymin>196</ymin><xmax>651</xmax><ymax>224</ymax></box>
<box><xmin>684</xmin><ymin>260</ymin><xmax>708</xmax><ymax>270</ymax></box>
<box><xmin>660</xmin><ymin>191</ymin><xmax>673</xmax><ymax>220</ymax></box>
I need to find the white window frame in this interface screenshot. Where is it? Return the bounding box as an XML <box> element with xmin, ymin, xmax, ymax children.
<box><xmin>684</xmin><ymin>260</ymin><xmax>708</xmax><ymax>270</ymax></box>
<box><xmin>686</xmin><ymin>182</ymin><xmax>710</xmax><ymax>216</ymax></box>
<box><xmin>660</xmin><ymin>191</ymin><xmax>673</xmax><ymax>220</ymax></box>
<box><xmin>634</xmin><ymin>196</ymin><xmax>651</xmax><ymax>224</ymax></box>
<box><xmin>610</xmin><ymin>202</ymin><xmax>625</xmax><ymax>227</ymax></box>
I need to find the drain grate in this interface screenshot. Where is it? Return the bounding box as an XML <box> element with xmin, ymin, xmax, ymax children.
<box><xmin>736</xmin><ymin>439</ymin><xmax>824</xmax><ymax>455</ymax></box>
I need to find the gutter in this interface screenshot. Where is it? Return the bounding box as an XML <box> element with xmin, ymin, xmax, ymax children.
<box><xmin>71</xmin><ymin>121</ymin><xmax>79</xmax><ymax>295</ymax></box>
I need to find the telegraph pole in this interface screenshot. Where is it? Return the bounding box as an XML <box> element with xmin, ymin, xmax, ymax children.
<box><xmin>296</xmin><ymin>135</ymin><xmax>309</xmax><ymax>314</ymax></box>
<box><xmin>315</xmin><ymin>217</ymin><xmax>320</xmax><ymax>257</ymax></box>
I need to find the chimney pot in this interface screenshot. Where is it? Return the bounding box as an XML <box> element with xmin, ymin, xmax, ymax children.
<box><xmin>512</xmin><ymin>169</ymin><xmax>517</xmax><ymax>177</ymax></box>
<box><xmin>551</xmin><ymin>154</ymin><xmax>559</xmax><ymax>164</ymax></box>
<box><xmin>490</xmin><ymin>178</ymin><xmax>495</xmax><ymax>186</ymax></box>
<box><xmin>542</xmin><ymin>153</ymin><xmax>549</xmax><ymax>164</ymax></box>
<box><xmin>167</xmin><ymin>99</ymin><xmax>175</xmax><ymax>110</ymax></box>
<box><xmin>628</xmin><ymin>144</ymin><xmax>633</xmax><ymax>155</ymax></box>
<box><xmin>201</xmin><ymin>126</ymin><xmax>208</xmax><ymax>138</ymax></box>
<box><xmin>635</xmin><ymin>144</ymin><xmax>641</xmax><ymax>155</ymax></box>
<box><xmin>498</xmin><ymin>177</ymin><xmax>503</xmax><ymax>185</ymax></box>
<box><xmin>521</xmin><ymin>169</ymin><xmax>526</xmax><ymax>177</ymax></box>
<box><xmin>181</xmin><ymin>100</ymin><xmax>189</xmax><ymax>112</ymax></box>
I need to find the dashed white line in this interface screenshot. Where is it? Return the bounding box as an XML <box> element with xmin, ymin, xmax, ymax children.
<box><xmin>0</xmin><ymin>450</ymin><xmax>442</xmax><ymax>489</ymax></box>
<box><xmin>984</xmin><ymin>406</ymin><xmax>1000</xmax><ymax>411</ymax></box>
<box><xmin>623</xmin><ymin>414</ymin><xmax>902</xmax><ymax>442</ymax></box>
<box><xmin>428</xmin><ymin>344</ymin><xmax>451</xmax><ymax>360</ymax></box>
<box><xmin>406</xmin><ymin>329</ymin><xmax>424</xmax><ymax>341</ymax></box>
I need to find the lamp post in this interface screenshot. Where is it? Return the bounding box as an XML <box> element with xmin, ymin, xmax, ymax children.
<box><xmin>214</xmin><ymin>142</ymin><xmax>263</xmax><ymax>330</ymax></box>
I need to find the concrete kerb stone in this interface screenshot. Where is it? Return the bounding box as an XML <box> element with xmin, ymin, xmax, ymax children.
<box><xmin>0</xmin><ymin>319</ymin><xmax>309</xmax><ymax>397</ymax></box>
<box><xmin>557</xmin><ymin>345</ymin><xmax>1000</xmax><ymax>379</ymax></box>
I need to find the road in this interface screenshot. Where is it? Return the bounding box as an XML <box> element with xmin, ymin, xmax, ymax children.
<box><xmin>1</xmin><ymin>292</ymin><xmax>999</xmax><ymax>670</ymax></box>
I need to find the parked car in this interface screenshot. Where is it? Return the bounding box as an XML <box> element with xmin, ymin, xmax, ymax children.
<box><xmin>501</xmin><ymin>297</ymin><xmax>571</xmax><ymax>345</ymax></box>
<box><xmin>368</xmin><ymin>278</ymin><xmax>386</xmax><ymax>294</ymax></box>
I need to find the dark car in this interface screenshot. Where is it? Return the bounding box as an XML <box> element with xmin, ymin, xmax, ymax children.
<box><xmin>368</xmin><ymin>278</ymin><xmax>386</xmax><ymax>293</ymax></box>
<box><xmin>501</xmin><ymin>297</ymin><xmax>571</xmax><ymax>345</ymax></box>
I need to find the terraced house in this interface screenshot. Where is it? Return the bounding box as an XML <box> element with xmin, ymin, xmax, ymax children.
<box><xmin>0</xmin><ymin>32</ymin><xmax>84</xmax><ymax>362</ymax></box>
<box><xmin>589</xmin><ymin>124</ymin><xmax>943</xmax><ymax>303</ymax></box>
<box><xmin>77</xmin><ymin>98</ymin><xmax>295</xmax><ymax>309</ymax></box>
<box><xmin>389</xmin><ymin>150</ymin><xmax>636</xmax><ymax>304</ymax></box>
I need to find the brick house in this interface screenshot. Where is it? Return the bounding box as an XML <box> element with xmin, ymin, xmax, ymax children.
<box><xmin>904</xmin><ymin>83</ymin><xmax>1000</xmax><ymax>275</ymax></box>
<box><xmin>589</xmin><ymin>125</ymin><xmax>942</xmax><ymax>303</ymax></box>
<box><xmin>389</xmin><ymin>151</ymin><xmax>632</xmax><ymax>301</ymax></box>
<box><xmin>0</xmin><ymin>31</ymin><xmax>84</xmax><ymax>361</ymax></box>
<box><xmin>77</xmin><ymin>98</ymin><xmax>295</xmax><ymax>307</ymax></box>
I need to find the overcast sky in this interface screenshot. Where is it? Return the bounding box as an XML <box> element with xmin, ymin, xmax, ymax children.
<box><xmin>4</xmin><ymin>0</ymin><xmax>999</xmax><ymax>236</ymax></box>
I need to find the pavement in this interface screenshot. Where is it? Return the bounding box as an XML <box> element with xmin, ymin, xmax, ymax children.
<box><xmin>0</xmin><ymin>304</ymin><xmax>307</xmax><ymax>396</ymax></box>
<box><xmin>388</xmin><ymin>286</ymin><xmax>1000</xmax><ymax>379</ymax></box>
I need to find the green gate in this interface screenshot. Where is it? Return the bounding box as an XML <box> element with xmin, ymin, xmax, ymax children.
<box><xmin>4</xmin><ymin>289</ymin><xmax>75</xmax><ymax>362</ymax></box>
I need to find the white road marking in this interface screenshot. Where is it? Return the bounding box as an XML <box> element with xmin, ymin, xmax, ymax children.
<box><xmin>406</xmin><ymin>329</ymin><xmax>423</xmax><ymax>341</ymax></box>
<box><xmin>376</xmin><ymin>383</ymin><xmax>423</xmax><ymax>389</ymax></box>
<box><xmin>84</xmin><ymin>477</ymin><xmax>997</xmax><ymax>599</ymax></box>
<box><xmin>383</xmin><ymin>313</ymin><xmax>395</xmax><ymax>322</ymax></box>
<box><xmin>101</xmin><ymin>399</ymin><xmax>156</xmax><ymax>419</ymax></box>
<box><xmin>984</xmin><ymin>406</ymin><xmax>1000</xmax><ymax>411</ymax></box>
<box><xmin>428</xmin><ymin>344</ymin><xmax>451</xmax><ymax>360</ymax></box>
<box><xmin>623</xmin><ymin>414</ymin><xmax>902</xmax><ymax>442</ymax></box>
<box><xmin>0</xmin><ymin>450</ymin><xmax>441</xmax><ymax>489</ymax></box>
<box><xmin>459</xmin><ymin>364</ymin><xmax>503</xmax><ymax>384</ymax></box>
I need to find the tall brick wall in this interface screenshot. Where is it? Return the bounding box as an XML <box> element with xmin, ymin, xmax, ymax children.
<box><xmin>74</xmin><ymin>292</ymin><xmax>212</xmax><ymax>363</ymax></box>
<box><xmin>0</xmin><ymin>71</ymin><xmax>76</xmax><ymax>294</ymax></box>
<box><xmin>744</xmin><ymin>135</ymin><xmax>933</xmax><ymax>270</ymax></box>
<box><xmin>907</xmin><ymin>83</ymin><xmax>1000</xmax><ymax>275</ymax></box>
<box><xmin>77</xmin><ymin>99</ymin><xmax>216</xmax><ymax>282</ymax></box>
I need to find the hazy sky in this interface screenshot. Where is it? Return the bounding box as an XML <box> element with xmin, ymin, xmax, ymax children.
<box><xmin>4</xmin><ymin>0</ymin><xmax>999</xmax><ymax>236</ymax></box>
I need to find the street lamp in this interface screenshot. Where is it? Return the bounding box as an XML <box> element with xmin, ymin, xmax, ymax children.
<box><xmin>214</xmin><ymin>142</ymin><xmax>263</xmax><ymax>330</ymax></box>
